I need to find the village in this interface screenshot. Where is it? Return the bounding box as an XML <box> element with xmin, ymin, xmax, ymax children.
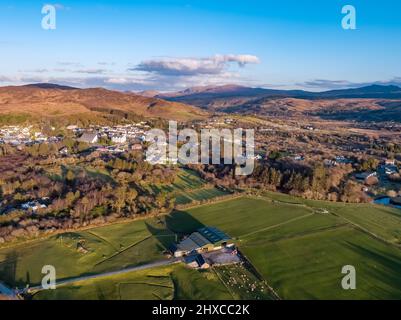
<box><xmin>2</xmin><ymin>119</ymin><xmax>401</xmax><ymax>206</ymax></box>
<box><xmin>0</xmin><ymin>125</ymin><xmax>61</xmax><ymax>147</ymax></box>
<box><xmin>0</xmin><ymin>122</ymin><xmax>150</xmax><ymax>152</ymax></box>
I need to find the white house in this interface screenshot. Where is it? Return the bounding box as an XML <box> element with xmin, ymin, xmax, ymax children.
<box><xmin>111</xmin><ymin>134</ymin><xmax>127</xmax><ymax>144</ymax></box>
<box><xmin>21</xmin><ymin>201</ymin><xmax>47</xmax><ymax>211</ymax></box>
<box><xmin>79</xmin><ymin>132</ymin><xmax>98</xmax><ymax>144</ymax></box>
<box><xmin>59</xmin><ymin>146</ymin><xmax>68</xmax><ymax>155</ymax></box>
<box><xmin>385</xmin><ymin>159</ymin><xmax>396</xmax><ymax>166</ymax></box>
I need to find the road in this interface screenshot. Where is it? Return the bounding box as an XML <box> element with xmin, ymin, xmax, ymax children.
<box><xmin>0</xmin><ymin>282</ymin><xmax>19</xmax><ymax>300</ymax></box>
<box><xmin>28</xmin><ymin>257</ymin><xmax>182</xmax><ymax>293</ymax></box>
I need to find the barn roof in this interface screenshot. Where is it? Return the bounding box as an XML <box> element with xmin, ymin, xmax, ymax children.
<box><xmin>197</xmin><ymin>227</ymin><xmax>231</xmax><ymax>244</ymax></box>
<box><xmin>176</xmin><ymin>232</ymin><xmax>211</xmax><ymax>252</ymax></box>
<box><xmin>175</xmin><ymin>226</ymin><xmax>231</xmax><ymax>254</ymax></box>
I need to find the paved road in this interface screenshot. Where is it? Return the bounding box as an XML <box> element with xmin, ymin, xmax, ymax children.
<box><xmin>0</xmin><ymin>282</ymin><xmax>18</xmax><ymax>300</ymax></box>
<box><xmin>29</xmin><ymin>257</ymin><xmax>182</xmax><ymax>292</ymax></box>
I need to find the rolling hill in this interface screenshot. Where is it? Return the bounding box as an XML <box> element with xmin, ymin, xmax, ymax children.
<box><xmin>0</xmin><ymin>84</ymin><xmax>207</xmax><ymax>124</ymax></box>
<box><xmin>155</xmin><ymin>84</ymin><xmax>401</xmax><ymax>122</ymax></box>
<box><xmin>157</xmin><ymin>84</ymin><xmax>401</xmax><ymax>110</ymax></box>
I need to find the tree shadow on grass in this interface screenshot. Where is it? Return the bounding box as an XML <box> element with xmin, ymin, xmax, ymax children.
<box><xmin>165</xmin><ymin>210</ymin><xmax>205</xmax><ymax>235</ymax></box>
<box><xmin>0</xmin><ymin>250</ymin><xmax>19</xmax><ymax>287</ymax></box>
<box><xmin>145</xmin><ymin>222</ymin><xmax>176</xmax><ymax>250</ymax></box>
<box><xmin>145</xmin><ymin>210</ymin><xmax>206</xmax><ymax>251</ymax></box>
<box><xmin>344</xmin><ymin>241</ymin><xmax>401</xmax><ymax>290</ymax></box>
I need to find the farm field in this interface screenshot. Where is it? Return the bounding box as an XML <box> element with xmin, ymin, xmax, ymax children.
<box><xmin>174</xmin><ymin>187</ymin><xmax>230</xmax><ymax>205</ymax></box>
<box><xmin>143</xmin><ymin>169</ymin><xmax>232</xmax><ymax>205</ymax></box>
<box><xmin>241</xmin><ymin>224</ymin><xmax>401</xmax><ymax>299</ymax></box>
<box><xmin>165</xmin><ymin>197</ymin><xmax>313</xmax><ymax>237</ymax></box>
<box><xmin>32</xmin><ymin>264</ymin><xmax>232</xmax><ymax>300</ymax></box>
<box><xmin>263</xmin><ymin>191</ymin><xmax>401</xmax><ymax>244</ymax></box>
<box><xmin>1</xmin><ymin>194</ymin><xmax>401</xmax><ymax>299</ymax></box>
<box><xmin>168</xmin><ymin>196</ymin><xmax>401</xmax><ymax>299</ymax></box>
<box><xmin>0</xmin><ymin>218</ymin><xmax>175</xmax><ymax>287</ymax></box>
<box><xmin>214</xmin><ymin>264</ymin><xmax>276</xmax><ymax>300</ymax></box>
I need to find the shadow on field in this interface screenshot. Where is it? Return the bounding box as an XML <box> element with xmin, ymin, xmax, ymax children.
<box><xmin>145</xmin><ymin>222</ymin><xmax>175</xmax><ymax>250</ymax></box>
<box><xmin>345</xmin><ymin>242</ymin><xmax>401</xmax><ymax>288</ymax></box>
<box><xmin>145</xmin><ymin>210</ymin><xmax>206</xmax><ymax>250</ymax></box>
<box><xmin>165</xmin><ymin>210</ymin><xmax>205</xmax><ymax>235</ymax></box>
<box><xmin>0</xmin><ymin>250</ymin><xmax>19</xmax><ymax>287</ymax></box>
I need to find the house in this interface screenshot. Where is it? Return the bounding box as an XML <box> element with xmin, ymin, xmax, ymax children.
<box><xmin>385</xmin><ymin>159</ymin><xmax>396</xmax><ymax>166</ymax></box>
<box><xmin>111</xmin><ymin>134</ymin><xmax>127</xmax><ymax>144</ymax></box>
<box><xmin>184</xmin><ymin>254</ymin><xmax>210</xmax><ymax>269</ymax></box>
<box><xmin>173</xmin><ymin>226</ymin><xmax>233</xmax><ymax>257</ymax></box>
<box><xmin>355</xmin><ymin>171</ymin><xmax>377</xmax><ymax>181</ymax></box>
<box><xmin>59</xmin><ymin>146</ymin><xmax>68</xmax><ymax>155</ymax></box>
<box><xmin>293</xmin><ymin>155</ymin><xmax>304</xmax><ymax>161</ymax></box>
<box><xmin>385</xmin><ymin>165</ymin><xmax>398</xmax><ymax>176</ymax></box>
<box><xmin>324</xmin><ymin>159</ymin><xmax>337</xmax><ymax>167</ymax></box>
<box><xmin>335</xmin><ymin>156</ymin><xmax>352</xmax><ymax>164</ymax></box>
<box><xmin>21</xmin><ymin>201</ymin><xmax>47</xmax><ymax>212</ymax></box>
<box><xmin>78</xmin><ymin>132</ymin><xmax>98</xmax><ymax>144</ymax></box>
<box><xmin>131</xmin><ymin>143</ymin><xmax>143</xmax><ymax>151</ymax></box>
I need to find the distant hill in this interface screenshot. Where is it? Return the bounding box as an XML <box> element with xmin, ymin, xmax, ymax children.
<box><xmin>0</xmin><ymin>84</ymin><xmax>207</xmax><ymax>124</ymax></box>
<box><xmin>158</xmin><ymin>84</ymin><xmax>401</xmax><ymax>110</ymax></box>
<box><xmin>24</xmin><ymin>83</ymin><xmax>78</xmax><ymax>90</ymax></box>
<box><xmin>223</xmin><ymin>97</ymin><xmax>389</xmax><ymax>117</ymax></box>
<box><xmin>136</xmin><ymin>90</ymin><xmax>160</xmax><ymax>97</ymax></box>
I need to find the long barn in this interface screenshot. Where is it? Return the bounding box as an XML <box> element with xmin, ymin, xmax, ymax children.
<box><xmin>173</xmin><ymin>226</ymin><xmax>233</xmax><ymax>257</ymax></box>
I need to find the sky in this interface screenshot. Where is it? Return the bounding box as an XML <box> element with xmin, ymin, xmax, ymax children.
<box><xmin>0</xmin><ymin>0</ymin><xmax>401</xmax><ymax>92</ymax></box>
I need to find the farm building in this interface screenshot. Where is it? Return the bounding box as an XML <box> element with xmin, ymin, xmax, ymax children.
<box><xmin>173</xmin><ymin>226</ymin><xmax>233</xmax><ymax>257</ymax></box>
<box><xmin>184</xmin><ymin>254</ymin><xmax>210</xmax><ymax>269</ymax></box>
<box><xmin>78</xmin><ymin>132</ymin><xmax>98</xmax><ymax>144</ymax></box>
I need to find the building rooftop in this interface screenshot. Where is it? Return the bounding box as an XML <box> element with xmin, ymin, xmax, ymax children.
<box><xmin>175</xmin><ymin>226</ymin><xmax>232</xmax><ymax>255</ymax></box>
<box><xmin>197</xmin><ymin>226</ymin><xmax>231</xmax><ymax>244</ymax></box>
<box><xmin>79</xmin><ymin>132</ymin><xmax>98</xmax><ymax>143</ymax></box>
<box><xmin>177</xmin><ymin>232</ymin><xmax>211</xmax><ymax>252</ymax></box>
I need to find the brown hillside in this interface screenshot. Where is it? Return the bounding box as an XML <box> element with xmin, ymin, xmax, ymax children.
<box><xmin>0</xmin><ymin>85</ymin><xmax>207</xmax><ymax>122</ymax></box>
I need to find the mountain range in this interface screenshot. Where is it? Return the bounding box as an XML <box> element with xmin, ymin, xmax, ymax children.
<box><xmin>152</xmin><ymin>84</ymin><xmax>401</xmax><ymax>110</ymax></box>
<box><xmin>1</xmin><ymin>83</ymin><xmax>401</xmax><ymax>125</ymax></box>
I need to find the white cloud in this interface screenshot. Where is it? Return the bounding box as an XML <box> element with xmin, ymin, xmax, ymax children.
<box><xmin>132</xmin><ymin>54</ymin><xmax>260</xmax><ymax>76</ymax></box>
<box><xmin>0</xmin><ymin>54</ymin><xmax>261</xmax><ymax>91</ymax></box>
<box><xmin>74</xmin><ymin>69</ymin><xmax>108</xmax><ymax>75</ymax></box>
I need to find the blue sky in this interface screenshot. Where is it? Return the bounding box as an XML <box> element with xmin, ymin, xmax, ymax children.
<box><xmin>0</xmin><ymin>0</ymin><xmax>401</xmax><ymax>91</ymax></box>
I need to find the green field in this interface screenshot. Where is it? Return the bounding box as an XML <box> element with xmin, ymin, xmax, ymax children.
<box><xmin>167</xmin><ymin>197</ymin><xmax>314</xmax><ymax>237</ymax></box>
<box><xmin>0</xmin><ymin>218</ymin><xmax>175</xmax><ymax>286</ymax></box>
<box><xmin>263</xmin><ymin>191</ymin><xmax>401</xmax><ymax>245</ymax></box>
<box><xmin>32</xmin><ymin>264</ymin><xmax>233</xmax><ymax>300</ymax></box>
<box><xmin>174</xmin><ymin>187</ymin><xmax>230</xmax><ymax>205</ymax></box>
<box><xmin>214</xmin><ymin>264</ymin><xmax>276</xmax><ymax>300</ymax></box>
<box><xmin>175</xmin><ymin>196</ymin><xmax>401</xmax><ymax>299</ymax></box>
<box><xmin>1</xmin><ymin>194</ymin><xmax>401</xmax><ymax>299</ymax></box>
<box><xmin>143</xmin><ymin>169</ymin><xmax>231</xmax><ymax>205</ymax></box>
